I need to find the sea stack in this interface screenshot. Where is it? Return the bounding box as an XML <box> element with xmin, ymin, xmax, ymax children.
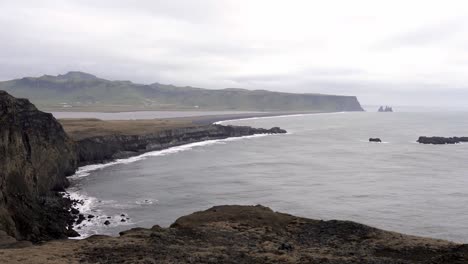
<box><xmin>378</xmin><ymin>106</ymin><xmax>393</xmax><ymax>112</ymax></box>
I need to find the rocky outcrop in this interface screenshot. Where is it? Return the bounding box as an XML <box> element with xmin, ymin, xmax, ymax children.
<box><xmin>77</xmin><ymin>125</ymin><xmax>287</xmax><ymax>165</ymax></box>
<box><xmin>369</xmin><ymin>138</ymin><xmax>382</xmax><ymax>142</ymax></box>
<box><xmin>417</xmin><ymin>136</ymin><xmax>468</xmax><ymax>145</ymax></box>
<box><xmin>378</xmin><ymin>106</ymin><xmax>393</xmax><ymax>112</ymax></box>
<box><xmin>0</xmin><ymin>205</ymin><xmax>466</xmax><ymax>263</ymax></box>
<box><xmin>0</xmin><ymin>91</ymin><xmax>78</xmax><ymax>242</ymax></box>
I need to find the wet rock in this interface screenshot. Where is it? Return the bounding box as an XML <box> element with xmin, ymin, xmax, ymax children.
<box><xmin>76</xmin><ymin>214</ymin><xmax>86</xmax><ymax>225</ymax></box>
<box><xmin>88</xmin><ymin>214</ymin><xmax>95</xmax><ymax>219</ymax></box>
<box><xmin>104</xmin><ymin>220</ymin><xmax>111</xmax><ymax>226</ymax></box>
<box><xmin>369</xmin><ymin>138</ymin><xmax>382</xmax><ymax>143</ymax></box>
<box><xmin>417</xmin><ymin>136</ymin><xmax>468</xmax><ymax>145</ymax></box>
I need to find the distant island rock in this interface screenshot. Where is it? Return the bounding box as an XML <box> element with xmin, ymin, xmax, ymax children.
<box><xmin>378</xmin><ymin>106</ymin><xmax>393</xmax><ymax>112</ymax></box>
<box><xmin>417</xmin><ymin>136</ymin><xmax>468</xmax><ymax>144</ymax></box>
<box><xmin>0</xmin><ymin>71</ymin><xmax>365</xmax><ymax>112</ymax></box>
<box><xmin>369</xmin><ymin>138</ymin><xmax>382</xmax><ymax>143</ymax></box>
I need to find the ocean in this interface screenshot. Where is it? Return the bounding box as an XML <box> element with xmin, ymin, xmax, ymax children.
<box><xmin>66</xmin><ymin>111</ymin><xmax>468</xmax><ymax>243</ymax></box>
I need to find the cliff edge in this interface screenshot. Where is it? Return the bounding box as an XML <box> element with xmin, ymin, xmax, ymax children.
<box><xmin>0</xmin><ymin>91</ymin><xmax>78</xmax><ymax>242</ymax></box>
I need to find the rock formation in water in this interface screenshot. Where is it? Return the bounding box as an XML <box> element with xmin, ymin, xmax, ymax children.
<box><xmin>76</xmin><ymin>125</ymin><xmax>287</xmax><ymax>165</ymax></box>
<box><xmin>378</xmin><ymin>106</ymin><xmax>393</xmax><ymax>112</ymax></box>
<box><xmin>417</xmin><ymin>136</ymin><xmax>468</xmax><ymax>145</ymax></box>
<box><xmin>0</xmin><ymin>205</ymin><xmax>467</xmax><ymax>263</ymax></box>
<box><xmin>369</xmin><ymin>138</ymin><xmax>382</xmax><ymax>142</ymax></box>
<box><xmin>0</xmin><ymin>91</ymin><xmax>78</xmax><ymax>243</ymax></box>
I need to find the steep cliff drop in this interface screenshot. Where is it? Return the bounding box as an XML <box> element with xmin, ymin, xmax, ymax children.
<box><xmin>0</xmin><ymin>91</ymin><xmax>78</xmax><ymax>245</ymax></box>
<box><xmin>76</xmin><ymin>125</ymin><xmax>287</xmax><ymax>165</ymax></box>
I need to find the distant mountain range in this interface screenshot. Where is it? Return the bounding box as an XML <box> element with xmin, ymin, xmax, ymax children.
<box><xmin>0</xmin><ymin>71</ymin><xmax>364</xmax><ymax>112</ymax></box>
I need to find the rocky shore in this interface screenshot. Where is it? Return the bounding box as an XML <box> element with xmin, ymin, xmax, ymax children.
<box><xmin>1</xmin><ymin>205</ymin><xmax>467</xmax><ymax>264</ymax></box>
<box><xmin>0</xmin><ymin>90</ymin><xmax>286</xmax><ymax>246</ymax></box>
<box><xmin>2</xmin><ymin>90</ymin><xmax>468</xmax><ymax>263</ymax></box>
<box><xmin>0</xmin><ymin>91</ymin><xmax>78</xmax><ymax>243</ymax></box>
<box><xmin>75</xmin><ymin>125</ymin><xmax>286</xmax><ymax>165</ymax></box>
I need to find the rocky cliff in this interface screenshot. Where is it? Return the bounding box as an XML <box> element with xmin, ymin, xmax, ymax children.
<box><xmin>0</xmin><ymin>91</ymin><xmax>78</xmax><ymax>242</ymax></box>
<box><xmin>0</xmin><ymin>205</ymin><xmax>466</xmax><ymax>264</ymax></box>
<box><xmin>77</xmin><ymin>125</ymin><xmax>286</xmax><ymax>165</ymax></box>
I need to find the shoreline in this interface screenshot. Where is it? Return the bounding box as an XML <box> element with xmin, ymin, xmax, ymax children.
<box><xmin>66</xmin><ymin>133</ymin><xmax>281</xmax><ymax>238</ymax></box>
<box><xmin>1</xmin><ymin>205</ymin><xmax>466</xmax><ymax>263</ymax></box>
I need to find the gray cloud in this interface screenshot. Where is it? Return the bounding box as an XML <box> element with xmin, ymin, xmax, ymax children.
<box><xmin>1</xmin><ymin>0</ymin><xmax>468</xmax><ymax>108</ymax></box>
<box><xmin>375</xmin><ymin>19</ymin><xmax>467</xmax><ymax>50</ymax></box>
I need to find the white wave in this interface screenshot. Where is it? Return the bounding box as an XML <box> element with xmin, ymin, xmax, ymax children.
<box><xmin>66</xmin><ymin>132</ymin><xmax>282</xmax><ymax>238</ymax></box>
<box><xmin>135</xmin><ymin>199</ymin><xmax>157</xmax><ymax>205</ymax></box>
<box><xmin>69</xmin><ymin>133</ymin><xmax>273</xmax><ymax>180</ymax></box>
<box><xmin>214</xmin><ymin>112</ymin><xmax>346</xmax><ymax>125</ymax></box>
<box><xmin>66</xmin><ymin>188</ymin><xmax>135</xmax><ymax>239</ymax></box>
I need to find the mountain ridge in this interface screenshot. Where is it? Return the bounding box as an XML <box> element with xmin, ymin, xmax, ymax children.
<box><xmin>0</xmin><ymin>72</ymin><xmax>364</xmax><ymax>112</ymax></box>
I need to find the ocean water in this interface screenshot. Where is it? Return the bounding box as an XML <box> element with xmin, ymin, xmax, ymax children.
<box><xmin>68</xmin><ymin>111</ymin><xmax>468</xmax><ymax>243</ymax></box>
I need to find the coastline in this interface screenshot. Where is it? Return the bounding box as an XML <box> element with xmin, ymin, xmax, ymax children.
<box><xmin>1</xmin><ymin>205</ymin><xmax>467</xmax><ymax>263</ymax></box>
<box><xmin>66</xmin><ymin>133</ymin><xmax>280</xmax><ymax>238</ymax></box>
<box><xmin>2</xmin><ymin>91</ymin><xmax>468</xmax><ymax>263</ymax></box>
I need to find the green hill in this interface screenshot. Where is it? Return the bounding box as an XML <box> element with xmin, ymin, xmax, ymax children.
<box><xmin>0</xmin><ymin>71</ymin><xmax>364</xmax><ymax>112</ymax></box>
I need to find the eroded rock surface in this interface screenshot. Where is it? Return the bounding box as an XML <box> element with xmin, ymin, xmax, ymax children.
<box><xmin>0</xmin><ymin>205</ymin><xmax>466</xmax><ymax>264</ymax></box>
<box><xmin>0</xmin><ymin>91</ymin><xmax>78</xmax><ymax>242</ymax></box>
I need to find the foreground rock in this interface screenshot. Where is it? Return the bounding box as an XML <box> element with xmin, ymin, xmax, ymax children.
<box><xmin>0</xmin><ymin>91</ymin><xmax>78</xmax><ymax>243</ymax></box>
<box><xmin>417</xmin><ymin>136</ymin><xmax>468</xmax><ymax>145</ymax></box>
<box><xmin>76</xmin><ymin>125</ymin><xmax>287</xmax><ymax>165</ymax></box>
<box><xmin>0</xmin><ymin>205</ymin><xmax>466</xmax><ymax>264</ymax></box>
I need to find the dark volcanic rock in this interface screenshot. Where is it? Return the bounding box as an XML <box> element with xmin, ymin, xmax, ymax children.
<box><xmin>76</xmin><ymin>124</ymin><xmax>287</xmax><ymax>165</ymax></box>
<box><xmin>0</xmin><ymin>205</ymin><xmax>465</xmax><ymax>263</ymax></box>
<box><xmin>369</xmin><ymin>138</ymin><xmax>382</xmax><ymax>143</ymax></box>
<box><xmin>0</xmin><ymin>91</ymin><xmax>78</xmax><ymax>242</ymax></box>
<box><xmin>417</xmin><ymin>136</ymin><xmax>468</xmax><ymax>145</ymax></box>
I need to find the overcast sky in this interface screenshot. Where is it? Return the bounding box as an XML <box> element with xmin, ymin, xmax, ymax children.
<box><xmin>1</xmin><ymin>0</ymin><xmax>468</xmax><ymax>107</ymax></box>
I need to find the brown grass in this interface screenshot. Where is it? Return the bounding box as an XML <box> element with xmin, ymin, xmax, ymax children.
<box><xmin>59</xmin><ymin>118</ymin><xmax>196</xmax><ymax>140</ymax></box>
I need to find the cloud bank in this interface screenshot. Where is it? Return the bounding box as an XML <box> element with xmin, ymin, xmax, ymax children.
<box><xmin>1</xmin><ymin>0</ymin><xmax>468</xmax><ymax>107</ymax></box>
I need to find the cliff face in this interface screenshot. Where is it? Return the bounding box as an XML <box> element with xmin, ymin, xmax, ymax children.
<box><xmin>77</xmin><ymin>125</ymin><xmax>286</xmax><ymax>165</ymax></box>
<box><xmin>0</xmin><ymin>91</ymin><xmax>78</xmax><ymax>241</ymax></box>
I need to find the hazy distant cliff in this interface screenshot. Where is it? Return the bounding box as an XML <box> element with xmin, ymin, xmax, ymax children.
<box><xmin>0</xmin><ymin>72</ymin><xmax>364</xmax><ymax>112</ymax></box>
